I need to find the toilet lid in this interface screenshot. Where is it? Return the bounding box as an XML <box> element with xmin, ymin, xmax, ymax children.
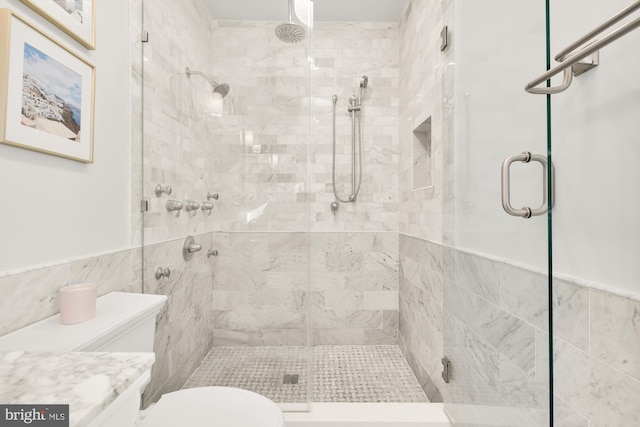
<box><xmin>139</xmin><ymin>387</ymin><xmax>284</xmax><ymax>427</ymax></box>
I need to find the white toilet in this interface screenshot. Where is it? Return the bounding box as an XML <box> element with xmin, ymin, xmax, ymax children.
<box><xmin>0</xmin><ymin>292</ymin><xmax>284</xmax><ymax>427</ymax></box>
<box><xmin>139</xmin><ymin>386</ymin><xmax>284</xmax><ymax>427</ymax></box>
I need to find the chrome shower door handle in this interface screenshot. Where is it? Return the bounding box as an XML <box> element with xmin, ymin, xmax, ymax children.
<box><xmin>501</xmin><ymin>152</ymin><xmax>554</xmax><ymax>218</ymax></box>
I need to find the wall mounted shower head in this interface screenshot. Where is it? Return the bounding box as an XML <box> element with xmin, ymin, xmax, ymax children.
<box><xmin>213</xmin><ymin>83</ymin><xmax>230</xmax><ymax>98</ymax></box>
<box><xmin>185</xmin><ymin>67</ymin><xmax>231</xmax><ymax>98</ymax></box>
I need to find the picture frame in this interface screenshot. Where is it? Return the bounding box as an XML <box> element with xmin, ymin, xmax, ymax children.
<box><xmin>20</xmin><ymin>0</ymin><xmax>95</xmax><ymax>50</ymax></box>
<box><xmin>0</xmin><ymin>9</ymin><xmax>95</xmax><ymax>163</ymax></box>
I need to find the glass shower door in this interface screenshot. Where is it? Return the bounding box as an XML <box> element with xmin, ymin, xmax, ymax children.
<box><xmin>441</xmin><ymin>0</ymin><xmax>553</xmax><ymax>425</ymax></box>
<box><xmin>138</xmin><ymin>0</ymin><xmax>313</xmax><ymax>411</ymax></box>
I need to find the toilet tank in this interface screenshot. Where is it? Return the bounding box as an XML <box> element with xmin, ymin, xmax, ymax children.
<box><xmin>0</xmin><ymin>292</ymin><xmax>167</xmax><ymax>352</ymax></box>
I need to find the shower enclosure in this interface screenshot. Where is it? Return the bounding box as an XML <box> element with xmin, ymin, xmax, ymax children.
<box><xmin>135</xmin><ymin>0</ymin><xmax>555</xmax><ymax>419</ymax></box>
<box><xmin>136</xmin><ymin>0</ymin><xmax>315</xmax><ymax>411</ymax></box>
<box><xmin>134</xmin><ymin>0</ymin><xmax>639</xmax><ymax>425</ymax></box>
<box><xmin>439</xmin><ymin>0</ymin><xmax>552</xmax><ymax>424</ymax></box>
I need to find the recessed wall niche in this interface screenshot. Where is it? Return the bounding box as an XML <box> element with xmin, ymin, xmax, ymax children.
<box><xmin>412</xmin><ymin>116</ymin><xmax>432</xmax><ymax>191</ymax></box>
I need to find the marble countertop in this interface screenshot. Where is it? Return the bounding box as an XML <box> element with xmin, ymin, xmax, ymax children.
<box><xmin>0</xmin><ymin>351</ymin><xmax>155</xmax><ymax>427</ymax></box>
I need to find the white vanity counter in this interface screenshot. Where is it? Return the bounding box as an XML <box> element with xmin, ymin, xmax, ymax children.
<box><xmin>0</xmin><ymin>351</ymin><xmax>154</xmax><ymax>427</ymax></box>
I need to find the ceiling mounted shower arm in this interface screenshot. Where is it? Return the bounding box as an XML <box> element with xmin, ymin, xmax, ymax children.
<box><xmin>525</xmin><ymin>1</ymin><xmax>640</xmax><ymax>95</ymax></box>
<box><xmin>275</xmin><ymin>0</ymin><xmax>306</xmax><ymax>43</ymax></box>
<box><xmin>287</xmin><ymin>0</ymin><xmax>293</xmax><ymax>23</ymax></box>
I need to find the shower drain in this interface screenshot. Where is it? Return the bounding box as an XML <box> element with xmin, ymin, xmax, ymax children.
<box><xmin>283</xmin><ymin>374</ymin><xmax>299</xmax><ymax>384</ymax></box>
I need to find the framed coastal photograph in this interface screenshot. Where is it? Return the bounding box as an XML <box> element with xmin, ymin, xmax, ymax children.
<box><xmin>0</xmin><ymin>9</ymin><xmax>95</xmax><ymax>163</ymax></box>
<box><xmin>20</xmin><ymin>0</ymin><xmax>95</xmax><ymax>49</ymax></box>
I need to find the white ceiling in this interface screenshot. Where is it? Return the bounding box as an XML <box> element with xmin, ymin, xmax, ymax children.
<box><xmin>202</xmin><ymin>0</ymin><xmax>410</xmax><ymax>22</ymax></box>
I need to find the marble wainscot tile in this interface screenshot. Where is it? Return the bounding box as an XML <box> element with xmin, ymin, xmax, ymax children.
<box><xmin>0</xmin><ymin>351</ymin><xmax>154</xmax><ymax>427</ymax></box>
<box><xmin>473</xmin><ymin>298</ymin><xmax>536</xmax><ymax>374</ymax></box>
<box><xmin>443</xmin><ymin>248</ymin><xmax>500</xmax><ymax>305</ymax></box>
<box><xmin>346</xmin><ymin>310</ymin><xmax>383</xmax><ymax>329</ymax></box>
<box><xmin>588</xmin><ymin>352</ymin><xmax>640</xmax><ymax>426</ymax></box>
<box><xmin>497</xmin><ymin>354</ymin><xmax>547</xmax><ymax>409</ymax></box>
<box><xmin>363</xmin><ymin>290</ymin><xmax>399</xmax><ymax>310</ymax></box>
<box><xmin>552</xmin><ymin>278</ymin><xmax>589</xmax><ymax>352</ymax></box>
<box><xmin>554</xmin><ymin>397</ymin><xmax>589</xmax><ymax>427</ymax></box>
<box><xmin>398</xmin><ymin>234</ymin><xmax>446</xmax><ymax>401</ymax></box>
<box><xmin>141</xmin><ymin>233</ymin><xmax>212</xmax><ymax>404</ymax></box>
<box><xmin>500</xmin><ymin>263</ymin><xmax>548</xmax><ymax>330</ymax></box>
<box><xmin>501</xmin><ymin>264</ymin><xmax>589</xmax><ymax>352</ymax></box>
<box><xmin>553</xmin><ymin>338</ymin><xmax>592</xmax><ymax>417</ymax></box>
<box><xmin>0</xmin><ymin>265</ymin><xmax>69</xmax><ymax>336</ymax></box>
<box><xmin>419</xmin><ymin>262</ymin><xmax>443</xmax><ymax>331</ymax></box>
<box><xmin>589</xmin><ymin>290</ymin><xmax>640</xmax><ymax>381</ymax></box>
<box><xmin>69</xmin><ymin>249</ymin><xmax>133</xmax><ymax>297</ymax></box>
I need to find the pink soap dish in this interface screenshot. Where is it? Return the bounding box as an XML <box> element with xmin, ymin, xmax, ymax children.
<box><xmin>59</xmin><ymin>283</ymin><xmax>97</xmax><ymax>325</ymax></box>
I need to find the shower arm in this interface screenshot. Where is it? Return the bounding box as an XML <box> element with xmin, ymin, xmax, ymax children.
<box><xmin>186</xmin><ymin>67</ymin><xmax>221</xmax><ymax>91</ymax></box>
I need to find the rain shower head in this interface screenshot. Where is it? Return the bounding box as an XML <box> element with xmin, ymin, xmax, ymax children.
<box><xmin>275</xmin><ymin>0</ymin><xmax>306</xmax><ymax>43</ymax></box>
<box><xmin>185</xmin><ymin>67</ymin><xmax>231</xmax><ymax>98</ymax></box>
<box><xmin>275</xmin><ymin>22</ymin><xmax>306</xmax><ymax>43</ymax></box>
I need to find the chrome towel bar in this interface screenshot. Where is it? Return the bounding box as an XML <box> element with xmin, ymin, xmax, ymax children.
<box><xmin>555</xmin><ymin>1</ymin><xmax>640</xmax><ymax>61</ymax></box>
<box><xmin>526</xmin><ymin>1</ymin><xmax>640</xmax><ymax>94</ymax></box>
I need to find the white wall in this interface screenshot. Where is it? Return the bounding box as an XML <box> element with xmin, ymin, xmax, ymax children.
<box><xmin>451</xmin><ymin>0</ymin><xmax>640</xmax><ymax>295</ymax></box>
<box><xmin>552</xmin><ymin>0</ymin><xmax>640</xmax><ymax>294</ymax></box>
<box><xmin>0</xmin><ymin>0</ymin><xmax>131</xmax><ymax>272</ymax></box>
<box><xmin>451</xmin><ymin>0</ymin><xmax>548</xmax><ymax>268</ymax></box>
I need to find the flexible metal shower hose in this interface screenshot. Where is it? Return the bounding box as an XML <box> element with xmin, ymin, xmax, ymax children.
<box><xmin>331</xmin><ymin>97</ymin><xmax>363</xmax><ymax>204</ymax></box>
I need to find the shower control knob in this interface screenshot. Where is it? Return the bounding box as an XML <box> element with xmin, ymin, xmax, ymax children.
<box><xmin>201</xmin><ymin>202</ymin><xmax>214</xmax><ymax>215</ymax></box>
<box><xmin>155</xmin><ymin>267</ymin><xmax>171</xmax><ymax>280</ymax></box>
<box><xmin>183</xmin><ymin>236</ymin><xmax>201</xmax><ymax>261</ymax></box>
<box><xmin>166</xmin><ymin>200</ymin><xmax>184</xmax><ymax>212</ymax></box>
<box><xmin>185</xmin><ymin>201</ymin><xmax>200</xmax><ymax>212</ymax></box>
<box><xmin>207</xmin><ymin>249</ymin><xmax>219</xmax><ymax>258</ymax></box>
<box><xmin>155</xmin><ymin>184</ymin><xmax>173</xmax><ymax>197</ymax></box>
<box><xmin>207</xmin><ymin>192</ymin><xmax>219</xmax><ymax>201</ymax></box>
<box><xmin>187</xmin><ymin>243</ymin><xmax>202</xmax><ymax>254</ymax></box>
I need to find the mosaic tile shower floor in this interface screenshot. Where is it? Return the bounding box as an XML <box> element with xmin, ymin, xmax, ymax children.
<box><xmin>182</xmin><ymin>345</ymin><xmax>428</xmax><ymax>403</ymax></box>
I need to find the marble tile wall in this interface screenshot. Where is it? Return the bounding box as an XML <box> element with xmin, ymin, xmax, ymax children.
<box><xmin>206</xmin><ymin>20</ymin><xmax>399</xmax><ymax>233</ymax></box>
<box><xmin>129</xmin><ymin>0</ymin><xmax>218</xmax><ymax>405</ymax></box>
<box><xmin>310</xmin><ymin>232</ymin><xmax>399</xmax><ymax>345</ymax></box>
<box><xmin>398</xmin><ymin>0</ymin><xmax>446</xmax><ymax>243</ymax></box>
<box><xmin>211</xmin><ymin>231</ymin><xmax>309</xmax><ymax>346</ymax></box>
<box><xmin>133</xmin><ymin>0</ymin><xmax>218</xmax><ymax>246</ymax></box>
<box><xmin>309</xmin><ymin>22</ymin><xmax>400</xmax><ymax>232</ymax></box>
<box><xmin>0</xmin><ymin>249</ymin><xmax>138</xmax><ymax>337</ymax></box>
<box><xmin>399</xmin><ymin>233</ymin><xmax>640</xmax><ymax>426</ymax></box>
<box><xmin>141</xmin><ymin>233</ymin><xmax>213</xmax><ymax>405</ymax></box>
<box><xmin>398</xmin><ymin>234</ymin><xmax>445</xmax><ymax>403</ymax></box>
<box><xmin>133</xmin><ymin>4</ymin><xmax>404</xmax><ymax>403</ymax></box>
<box><xmin>0</xmin><ymin>235</ymin><xmax>214</xmax><ymax>408</ymax></box>
<box><xmin>206</xmin><ymin>20</ymin><xmax>312</xmax><ymax>233</ymax></box>
<box><xmin>399</xmin><ymin>1</ymin><xmax>640</xmax><ymax>425</ymax></box>
<box><xmin>130</xmin><ymin>0</ymin><xmax>144</xmax><ymax>248</ymax></box>
<box><xmin>212</xmin><ymin>231</ymin><xmax>399</xmax><ymax>346</ymax></box>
